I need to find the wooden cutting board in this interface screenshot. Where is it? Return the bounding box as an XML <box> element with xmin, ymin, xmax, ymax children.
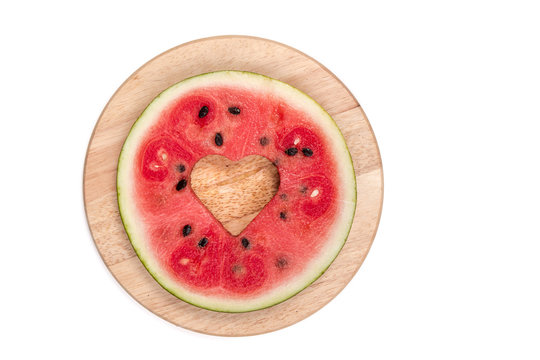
<box><xmin>83</xmin><ymin>35</ymin><xmax>383</xmax><ymax>336</ymax></box>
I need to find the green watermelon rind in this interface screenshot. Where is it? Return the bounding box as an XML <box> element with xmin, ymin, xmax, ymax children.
<box><xmin>117</xmin><ymin>71</ymin><xmax>357</xmax><ymax>313</ymax></box>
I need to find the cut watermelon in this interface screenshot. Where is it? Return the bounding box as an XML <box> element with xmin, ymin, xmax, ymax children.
<box><xmin>117</xmin><ymin>71</ymin><xmax>356</xmax><ymax>312</ymax></box>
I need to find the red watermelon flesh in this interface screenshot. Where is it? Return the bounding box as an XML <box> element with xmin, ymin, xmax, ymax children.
<box><xmin>117</xmin><ymin>71</ymin><xmax>356</xmax><ymax>312</ymax></box>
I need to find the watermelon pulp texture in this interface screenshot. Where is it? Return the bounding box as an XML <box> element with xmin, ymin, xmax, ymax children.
<box><xmin>117</xmin><ymin>71</ymin><xmax>356</xmax><ymax>312</ymax></box>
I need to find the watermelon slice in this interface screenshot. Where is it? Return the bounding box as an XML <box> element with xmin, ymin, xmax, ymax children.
<box><xmin>117</xmin><ymin>71</ymin><xmax>356</xmax><ymax>312</ymax></box>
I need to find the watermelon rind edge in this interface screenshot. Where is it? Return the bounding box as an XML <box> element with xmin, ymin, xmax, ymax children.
<box><xmin>116</xmin><ymin>70</ymin><xmax>357</xmax><ymax>313</ymax></box>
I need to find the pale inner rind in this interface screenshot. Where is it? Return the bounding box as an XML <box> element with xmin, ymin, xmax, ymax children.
<box><xmin>117</xmin><ymin>71</ymin><xmax>356</xmax><ymax>312</ymax></box>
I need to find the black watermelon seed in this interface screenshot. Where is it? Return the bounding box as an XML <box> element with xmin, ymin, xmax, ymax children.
<box><xmin>275</xmin><ymin>257</ymin><xmax>288</xmax><ymax>269</ymax></box>
<box><xmin>280</xmin><ymin>211</ymin><xmax>287</xmax><ymax>220</ymax></box>
<box><xmin>302</xmin><ymin>148</ymin><xmax>313</xmax><ymax>157</ymax></box>
<box><xmin>228</xmin><ymin>106</ymin><xmax>241</xmax><ymax>115</ymax></box>
<box><xmin>198</xmin><ymin>237</ymin><xmax>208</xmax><ymax>248</ymax></box>
<box><xmin>300</xmin><ymin>185</ymin><xmax>308</xmax><ymax>194</ymax></box>
<box><xmin>259</xmin><ymin>137</ymin><xmax>269</xmax><ymax>146</ymax></box>
<box><xmin>232</xmin><ymin>264</ymin><xmax>242</xmax><ymax>273</ymax></box>
<box><xmin>215</xmin><ymin>132</ymin><xmax>223</xmax><ymax>146</ymax></box>
<box><xmin>285</xmin><ymin>148</ymin><xmax>298</xmax><ymax>156</ymax></box>
<box><xmin>176</xmin><ymin>178</ymin><xmax>187</xmax><ymax>191</ymax></box>
<box><xmin>177</xmin><ymin>164</ymin><xmax>186</xmax><ymax>173</ymax></box>
<box><xmin>241</xmin><ymin>237</ymin><xmax>250</xmax><ymax>249</ymax></box>
<box><xmin>198</xmin><ymin>106</ymin><xmax>209</xmax><ymax>118</ymax></box>
<box><xmin>280</xmin><ymin>193</ymin><xmax>288</xmax><ymax>200</ymax></box>
<box><xmin>182</xmin><ymin>224</ymin><xmax>191</xmax><ymax>237</ymax></box>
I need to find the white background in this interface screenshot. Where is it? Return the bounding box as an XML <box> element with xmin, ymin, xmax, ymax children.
<box><xmin>1</xmin><ymin>1</ymin><xmax>539</xmax><ymax>359</ymax></box>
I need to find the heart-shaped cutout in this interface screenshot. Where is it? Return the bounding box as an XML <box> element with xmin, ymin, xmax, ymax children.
<box><xmin>190</xmin><ymin>155</ymin><xmax>280</xmax><ymax>236</ymax></box>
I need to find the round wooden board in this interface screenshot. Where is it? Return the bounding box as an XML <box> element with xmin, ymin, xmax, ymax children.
<box><xmin>84</xmin><ymin>35</ymin><xmax>383</xmax><ymax>336</ymax></box>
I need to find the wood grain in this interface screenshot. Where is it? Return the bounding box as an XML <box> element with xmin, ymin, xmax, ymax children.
<box><xmin>83</xmin><ymin>35</ymin><xmax>383</xmax><ymax>336</ymax></box>
<box><xmin>191</xmin><ymin>155</ymin><xmax>279</xmax><ymax>236</ymax></box>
